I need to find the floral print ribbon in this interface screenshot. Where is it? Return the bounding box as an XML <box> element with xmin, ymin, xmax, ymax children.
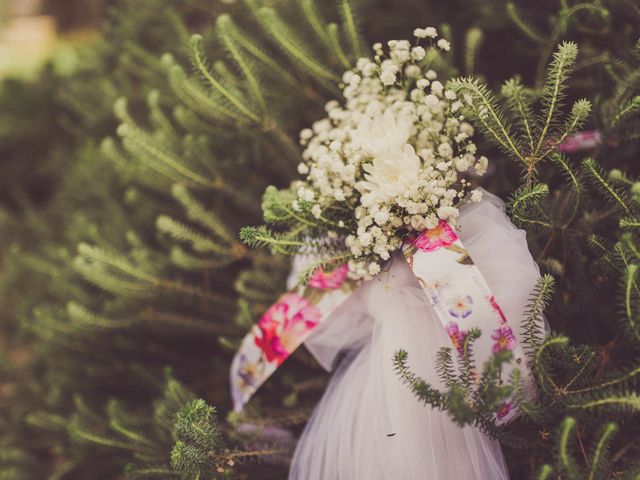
<box><xmin>559</xmin><ymin>130</ymin><xmax>602</xmax><ymax>153</ymax></box>
<box><xmin>230</xmin><ymin>221</ymin><xmax>530</xmax><ymax>424</ymax></box>
<box><xmin>230</xmin><ymin>267</ymin><xmax>357</xmax><ymax>411</ymax></box>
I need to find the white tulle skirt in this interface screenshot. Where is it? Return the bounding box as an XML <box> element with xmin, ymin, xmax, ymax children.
<box><xmin>288</xmin><ymin>192</ymin><xmax>543</xmax><ymax>480</ymax></box>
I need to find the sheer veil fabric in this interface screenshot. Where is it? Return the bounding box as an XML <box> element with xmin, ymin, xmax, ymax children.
<box><xmin>287</xmin><ymin>192</ymin><xmax>543</xmax><ymax>480</ymax></box>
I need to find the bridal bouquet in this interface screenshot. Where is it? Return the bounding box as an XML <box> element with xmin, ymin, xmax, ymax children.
<box><xmin>232</xmin><ymin>28</ymin><xmax>540</xmax><ymax>429</ymax></box>
<box><xmin>241</xmin><ymin>28</ymin><xmax>487</xmax><ymax>280</ymax></box>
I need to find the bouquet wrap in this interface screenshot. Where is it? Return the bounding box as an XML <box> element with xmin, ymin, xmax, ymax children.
<box><xmin>231</xmin><ymin>198</ymin><xmax>536</xmax><ymax>424</ymax></box>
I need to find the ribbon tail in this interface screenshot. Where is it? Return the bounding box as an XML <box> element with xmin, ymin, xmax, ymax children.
<box><xmin>230</xmin><ymin>281</ymin><xmax>355</xmax><ymax>412</ymax></box>
<box><xmin>404</xmin><ymin>223</ymin><xmax>533</xmax><ymax>424</ymax></box>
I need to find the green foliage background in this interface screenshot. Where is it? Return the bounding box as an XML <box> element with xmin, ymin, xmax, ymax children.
<box><xmin>0</xmin><ymin>0</ymin><xmax>639</xmax><ymax>479</ymax></box>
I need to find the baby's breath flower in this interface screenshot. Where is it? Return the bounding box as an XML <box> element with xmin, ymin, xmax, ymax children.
<box><xmin>380</xmin><ymin>69</ymin><xmax>397</xmax><ymax>86</ymax></box>
<box><xmin>413</xmin><ymin>28</ymin><xmax>427</xmax><ymax>38</ymax></box>
<box><xmin>291</xmin><ymin>30</ymin><xmax>487</xmax><ymax>279</ymax></box>
<box><xmin>437</xmin><ymin>39</ymin><xmax>451</xmax><ymax>51</ymax></box>
<box><xmin>414</xmin><ymin>27</ymin><xmax>437</xmax><ymax>39</ymax></box>
<box><xmin>411</xmin><ymin>46</ymin><xmax>426</xmax><ymax>61</ymax></box>
<box><xmin>424</xmin><ymin>27</ymin><xmax>437</xmax><ymax>38</ymax></box>
<box><xmin>470</xmin><ymin>189</ymin><xmax>483</xmax><ymax>203</ymax></box>
<box><xmin>416</xmin><ymin>78</ymin><xmax>429</xmax><ymax>89</ymax></box>
<box><xmin>405</xmin><ymin>64</ymin><xmax>421</xmax><ymax>78</ymax></box>
<box><xmin>431</xmin><ymin>81</ymin><xmax>444</xmax><ymax>96</ymax></box>
<box><xmin>425</xmin><ymin>69</ymin><xmax>438</xmax><ymax>80</ymax></box>
<box><xmin>368</xmin><ymin>262</ymin><xmax>381</xmax><ymax>275</ymax></box>
<box><xmin>475</xmin><ymin>156</ymin><xmax>489</xmax><ymax>175</ymax></box>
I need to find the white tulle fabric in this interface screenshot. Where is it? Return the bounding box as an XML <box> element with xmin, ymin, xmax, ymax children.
<box><xmin>287</xmin><ymin>192</ymin><xmax>542</xmax><ymax>480</ymax></box>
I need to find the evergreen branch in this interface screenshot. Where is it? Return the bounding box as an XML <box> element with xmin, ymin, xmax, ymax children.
<box><xmin>217</xmin><ymin>15</ymin><xmax>267</xmax><ymax>114</ymax></box>
<box><xmin>220</xmin><ymin>19</ymin><xmax>299</xmax><ymax>87</ymax></box>
<box><xmin>458</xmin><ymin>328</ymin><xmax>482</xmax><ymax>389</ymax></box>
<box><xmin>67</xmin><ymin>301</ymin><xmax>138</xmax><ymax>329</ymax></box>
<box><xmin>261</xmin><ymin>186</ymin><xmax>330</xmax><ymax>229</ymax></box>
<box><xmin>234</xmin><ymin>270</ymin><xmax>283</xmax><ymax>302</ymax></box>
<box><xmin>612</xmin><ymin>95</ymin><xmax>640</xmax><ymax>128</ymax></box>
<box><xmin>257</xmin><ymin>7</ymin><xmax>340</xmax><ymax>84</ymax></box>
<box><xmin>327</xmin><ymin>23</ymin><xmax>352</xmax><ymax>69</ymax></box>
<box><xmin>109</xmin><ymin>419</ymin><xmax>156</xmax><ymax>449</ymax></box>
<box><xmin>170</xmin><ymin>185</ymin><xmax>233</xmax><ymax>243</ymax></box>
<box><xmin>449</xmin><ymin>77</ymin><xmax>525</xmax><ymax>164</ymax></box>
<box><xmin>239</xmin><ymin>226</ymin><xmax>306</xmax><ymax>255</ymax></box>
<box><xmin>501</xmin><ymin>77</ymin><xmax>535</xmax><ymax>152</ymax></box>
<box><xmin>338</xmin><ymin>0</ymin><xmax>363</xmax><ymax>59</ymax></box>
<box><xmin>77</xmin><ymin>243</ymin><xmax>157</xmax><ymax>284</ymax></box>
<box><xmin>540</xmin><ymin>99</ymin><xmax>591</xmax><ymax>159</ymax></box>
<box><xmin>296</xmin><ymin>252</ymin><xmax>352</xmax><ymax>285</ymax></box>
<box><xmin>566</xmin><ymin>392</ymin><xmax>640</xmax><ymax>413</ymax></box>
<box><xmin>73</xmin><ymin>257</ymin><xmax>154</xmax><ymax>298</ymax></box>
<box><xmin>534</xmin><ymin>335</ymin><xmax>569</xmax><ymax>395</ymax></box>
<box><xmin>534</xmin><ymin>464</ymin><xmax>554</xmax><ymax>480</ymax></box>
<box><xmin>300</xmin><ymin>0</ymin><xmax>350</xmax><ymax>69</ymax></box>
<box><xmin>464</xmin><ymin>28</ymin><xmax>484</xmax><ymax>76</ymax></box>
<box><xmin>436</xmin><ymin>347</ymin><xmax>458</xmax><ymax>388</ymax></box>
<box><xmin>189</xmin><ymin>34</ymin><xmax>261</xmax><ymax>124</ymax></box>
<box><xmin>166</xmin><ymin>60</ymin><xmax>240</xmax><ymax>124</ymax></box>
<box><xmin>301</xmin><ymin>0</ymin><xmax>332</xmax><ymax>49</ymax></box>
<box><xmin>156</xmin><ymin>215</ymin><xmax>232</xmax><ymax>255</ymax></box>
<box><xmin>393</xmin><ymin>350</ymin><xmax>448</xmax><ymax>410</ymax></box>
<box><xmin>76</xmin><ymin>243</ymin><xmax>233</xmax><ymax>307</ymax></box>
<box><xmin>169</xmin><ymin>246</ymin><xmax>235</xmax><ymax>270</ymax></box>
<box><xmin>583</xmin><ymin>157</ymin><xmax>633</xmax><ymax>215</ymax></box>
<box><xmin>552</xmin><ymin>153</ymin><xmax>583</xmax><ymax>227</ymax></box>
<box><xmin>534</xmin><ymin>42</ymin><xmax>578</xmax><ymax>157</ymax></box>
<box><xmin>521</xmin><ymin>274</ymin><xmax>555</xmax><ymax>359</ymax></box>
<box><xmin>621</xmin><ymin>217</ymin><xmax>640</xmax><ymax>229</ymax></box>
<box><xmin>507</xmin><ymin>183</ymin><xmax>552</xmax><ymax>229</ymax></box>
<box><xmin>561</xmin><ymin>348</ymin><xmax>597</xmax><ymax>393</ymax></box>
<box><xmin>506</xmin><ymin>2</ymin><xmax>546</xmax><ymax>44</ymax></box>
<box><xmin>566</xmin><ymin>365</ymin><xmax>640</xmax><ymax>395</ymax></box>
<box><xmin>117</xmin><ymin>123</ymin><xmax>216</xmax><ymax>189</ymax></box>
<box><xmin>172</xmin><ymin>104</ymin><xmax>235</xmax><ymax>138</ymax></box>
<box><xmin>147</xmin><ymin>90</ymin><xmax>180</xmax><ymax>146</ymax></box>
<box><xmin>587</xmin><ymin>423</ymin><xmax>618</xmax><ymax>480</ymax></box>
<box><xmin>624</xmin><ymin>263</ymin><xmax>640</xmax><ymax>343</ymax></box>
<box><xmin>556</xmin><ymin>417</ymin><xmax>581</xmax><ymax>479</ymax></box>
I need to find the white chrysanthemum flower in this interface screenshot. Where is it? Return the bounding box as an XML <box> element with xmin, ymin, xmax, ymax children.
<box><xmin>350</xmin><ymin>109</ymin><xmax>414</xmax><ymax>158</ymax></box>
<box><xmin>358</xmin><ymin>144</ymin><xmax>421</xmax><ymax>201</ymax></box>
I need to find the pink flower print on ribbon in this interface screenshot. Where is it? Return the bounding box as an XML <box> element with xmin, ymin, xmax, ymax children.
<box><xmin>254</xmin><ymin>293</ymin><xmax>321</xmax><ymax>365</ymax></box>
<box><xmin>448</xmin><ymin>295</ymin><xmax>473</xmax><ymax>319</ymax></box>
<box><xmin>491</xmin><ymin>325</ymin><xmax>517</xmax><ymax>353</ymax></box>
<box><xmin>412</xmin><ymin>220</ymin><xmax>458</xmax><ymax>252</ymax></box>
<box><xmin>308</xmin><ymin>264</ymin><xmax>349</xmax><ymax>290</ymax></box>
<box><xmin>496</xmin><ymin>402</ymin><xmax>514</xmax><ymax>420</ymax></box>
<box><xmin>446</xmin><ymin>322</ymin><xmax>469</xmax><ymax>356</ymax></box>
<box><xmin>559</xmin><ymin>130</ymin><xmax>602</xmax><ymax>153</ymax></box>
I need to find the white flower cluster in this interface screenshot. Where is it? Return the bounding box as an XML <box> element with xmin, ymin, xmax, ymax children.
<box><xmin>294</xmin><ymin>28</ymin><xmax>487</xmax><ymax>279</ymax></box>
